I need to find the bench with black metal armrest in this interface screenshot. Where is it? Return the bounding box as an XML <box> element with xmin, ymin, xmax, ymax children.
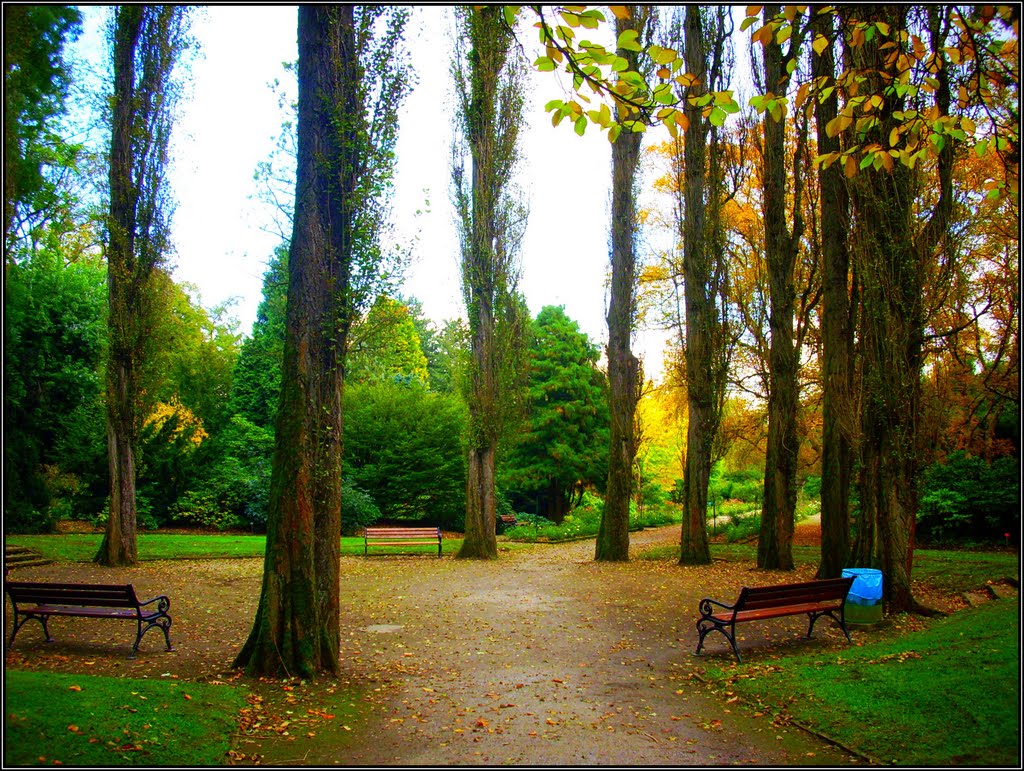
<box><xmin>695</xmin><ymin>577</ymin><xmax>854</xmax><ymax>663</ymax></box>
<box><xmin>5</xmin><ymin>580</ymin><xmax>173</xmax><ymax>659</ymax></box>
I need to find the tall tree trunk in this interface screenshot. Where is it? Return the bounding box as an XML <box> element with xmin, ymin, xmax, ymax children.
<box><xmin>812</xmin><ymin>5</ymin><xmax>854</xmax><ymax>579</ymax></box>
<box><xmin>97</xmin><ymin>6</ymin><xmax>186</xmax><ymax>566</ymax></box>
<box><xmin>678</xmin><ymin>6</ymin><xmax>717</xmax><ymax>565</ymax></box>
<box><xmin>846</xmin><ymin>5</ymin><xmax>956</xmax><ymax>613</ymax></box>
<box><xmin>98</xmin><ymin>6</ymin><xmax>144</xmax><ymax>568</ymax></box>
<box><xmin>596</xmin><ymin>5</ymin><xmax>647</xmax><ymax>562</ymax></box>
<box><xmin>235</xmin><ymin>6</ymin><xmax>357</xmax><ymax>676</ymax></box>
<box><xmin>757</xmin><ymin>4</ymin><xmax>806</xmax><ymax>571</ymax></box>
<box><xmin>452</xmin><ymin>6</ymin><xmax>525</xmax><ymax>559</ymax></box>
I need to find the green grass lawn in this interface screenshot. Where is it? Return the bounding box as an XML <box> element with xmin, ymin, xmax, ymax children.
<box><xmin>701</xmin><ymin>598</ymin><xmax>1020</xmax><ymax>766</ymax></box>
<box><xmin>3</xmin><ymin>670</ymin><xmax>246</xmax><ymax>766</ymax></box>
<box><xmin>5</xmin><ymin>533</ymin><xmax>467</xmax><ymax>562</ymax></box>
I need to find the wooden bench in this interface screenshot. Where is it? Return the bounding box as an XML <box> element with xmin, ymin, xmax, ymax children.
<box><xmin>363</xmin><ymin>526</ymin><xmax>442</xmax><ymax>557</ymax></box>
<box><xmin>497</xmin><ymin>513</ymin><xmax>517</xmax><ymax>532</ymax></box>
<box><xmin>695</xmin><ymin>577</ymin><xmax>854</xmax><ymax>663</ymax></box>
<box><xmin>5</xmin><ymin>580</ymin><xmax>173</xmax><ymax>659</ymax></box>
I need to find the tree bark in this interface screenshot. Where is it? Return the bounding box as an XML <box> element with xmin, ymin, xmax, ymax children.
<box><xmin>812</xmin><ymin>5</ymin><xmax>854</xmax><ymax>579</ymax></box>
<box><xmin>234</xmin><ymin>6</ymin><xmax>358</xmax><ymax>676</ymax></box>
<box><xmin>96</xmin><ymin>6</ymin><xmax>152</xmax><ymax>568</ymax></box>
<box><xmin>596</xmin><ymin>6</ymin><xmax>646</xmax><ymax>562</ymax></box>
<box><xmin>845</xmin><ymin>5</ymin><xmax>956</xmax><ymax>613</ymax></box>
<box><xmin>757</xmin><ymin>4</ymin><xmax>805</xmax><ymax>571</ymax></box>
<box><xmin>678</xmin><ymin>6</ymin><xmax>715</xmax><ymax>566</ymax></box>
<box><xmin>453</xmin><ymin>6</ymin><xmax>524</xmax><ymax>559</ymax></box>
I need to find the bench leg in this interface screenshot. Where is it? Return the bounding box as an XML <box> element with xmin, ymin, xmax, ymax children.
<box><xmin>9</xmin><ymin>612</ymin><xmax>52</xmax><ymax>646</ymax></box>
<box><xmin>695</xmin><ymin>619</ymin><xmax>742</xmax><ymax>663</ymax></box>
<box><xmin>131</xmin><ymin>617</ymin><xmax>174</xmax><ymax>659</ymax></box>
<box><xmin>807</xmin><ymin>610</ymin><xmax>852</xmax><ymax>643</ymax></box>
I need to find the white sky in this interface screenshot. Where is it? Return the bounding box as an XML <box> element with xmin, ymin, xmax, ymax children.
<box><xmin>74</xmin><ymin>6</ymin><xmax>678</xmax><ymax>375</ymax></box>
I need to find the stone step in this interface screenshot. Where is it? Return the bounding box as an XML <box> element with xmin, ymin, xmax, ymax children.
<box><xmin>4</xmin><ymin>545</ymin><xmax>54</xmax><ymax>572</ymax></box>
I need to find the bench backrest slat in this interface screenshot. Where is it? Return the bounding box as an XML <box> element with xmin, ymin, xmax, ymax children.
<box><xmin>365</xmin><ymin>527</ymin><xmax>439</xmax><ymax>538</ymax></box>
<box><xmin>6</xmin><ymin>581</ymin><xmax>139</xmax><ymax>607</ymax></box>
<box><xmin>738</xmin><ymin>578</ymin><xmax>853</xmax><ymax>611</ymax></box>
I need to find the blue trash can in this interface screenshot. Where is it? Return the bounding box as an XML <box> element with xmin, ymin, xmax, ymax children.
<box><xmin>842</xmin><ymin>568</ymin><xmax>883</xmax><ymax>625</ymax></box>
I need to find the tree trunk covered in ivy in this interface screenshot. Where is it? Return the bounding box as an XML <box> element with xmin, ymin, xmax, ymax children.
<box><xmin>233</xmin><ymin>6</ymin><xmax>352</xmax><ymax>677</ymax></box>
<box><xmin>452</xmin><ymin>6</ymin><xmax>526</xmax><ymax>560</ymax></box>
<box><xmin>845</xmin><ymin>5</ymin><xmax>956</xmax><ymax>613</ymax></box>
<box><xmin>596</xmin><ymin>5</ymin><xmax>648</xmax><ymax>563</ymax></box>
<box><xmin>98</xmin><ymin>5</ymin><xmax>187</xmax><ymax>567</ymax></box>
<box><xmin>236</xmin><ymin>6</ymin><xmax>410</xmax><ymax>676</ymax></box>
<box><xmin>812</xmin><ymin>4</ymin><xmax>855</xmax><ymax>579</ymax></box>
<box><xmin>757</xmin><ymin>4</ymin><xmax>807</xmax><ymax>571</ymax></box>
<box><xmin>679</xmin><ymin>6</ymin><xmax>733</xmax><ymax>566</ymax></box>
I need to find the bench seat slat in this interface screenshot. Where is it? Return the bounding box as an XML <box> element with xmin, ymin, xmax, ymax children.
<box><xmin>21</xmin><ymin>605</ymin><xmax>141</xmax><ymax>619</ymax></box>
<box><xmin>364</xmin><ymin>540</ymin><xmax>440</xmax><ymax>546</ymax></box>
<box><xmin>712</xmin><ymin>602</ymin><xmax>844</xmax><ymax>623</ymax></box>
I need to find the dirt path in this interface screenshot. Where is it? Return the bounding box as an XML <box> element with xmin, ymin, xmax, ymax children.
<box><xmin>5</xmin><ymin>527</ymin><xmax>859</xmax><ymax>766</ymax></box>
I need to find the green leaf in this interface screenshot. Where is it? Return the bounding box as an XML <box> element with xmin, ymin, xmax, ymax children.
<box><xmin>574</xmin><ymin>115</ymin><xmax>587</xmax><ymax>136</ymax></box>
<box><xmin>535</xmin><ymin>56</ymin><xmax>557</xmax><ymax>73</ymax></box>
<box><xmin>653</xmin><ymin>83</ymin><xmax>675</xmax><ymax>105</ymax></box>
<box><xmin>709</xmin><ymin>107</ymin><xmax>726</xmax><ymax>127</ymax></box>
<box><xmin>617</xmin><ymin>28</ymin><xmax>642</xmax><ymax>52</ymax></box>
<box><xmin>545</xmin><ymin>99</ymin><xmax>564</xmax><ymax>113</ymax></box>
<box><xmin>741</xmin><ymin>15</ymin><xmax>759</xmax><ymax>32</ymax></box>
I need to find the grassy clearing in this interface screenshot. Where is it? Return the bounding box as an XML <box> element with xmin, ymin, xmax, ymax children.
<box><xmin>911</xmin><ymin>549</ymin><xmax>1020</xmax><ymax>592</ymax></box>
<box><xmin>701</xmin><ymin>598</ymin><xmax>1020</xmax><ymax>766</ymax></box>
<box><xmin>5</xmin><ymin>533</ymin><xmax>467</xmax><ymax>562</ymax></box>
<box><xmin>3</xmin><ymin>670</ymin><xmax>245</xmax><ymax>767</ymax></box>
<box><xmin>638</xmin><ymin>541</ymin><xmax>1019</xmax><ymax>592</ymax></box>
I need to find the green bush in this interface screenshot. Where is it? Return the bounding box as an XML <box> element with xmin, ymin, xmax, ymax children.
<box><xmin>802</xmin><ymin>474</ymin><xmax>821</xmax><ymax>499</ymax></box>
<box><xmin>705</xmin><ymin>463</ymin><xmax>764</xmax><ymax>505</ymax></box>
<box><xmin>719</xmin><ymin>511</ymin><xmax>762</xmax><ymax>542</ymax></box>
<box><xmin>341</xmin><ymin>482</ymin><xmax>381</xmax><ymax>536</ymax></box>
<box><xmin>918</xmin><ymin>452</ymin><xmax>1020</xmax><ymax>544</ymax></box>
<box><xmin>169</xmin><ymin>490</ymin><xmax>245</xmax><ymax>531</ymax></box>
<box><xmin>344</xmin><ymin>380</ymin><xmax>466</xmax><ymax>530</ymax></box>
<box><xmin>182</xmin><ymin>416</ymin><xmax>273</xmax><ymax>532</ymax></box>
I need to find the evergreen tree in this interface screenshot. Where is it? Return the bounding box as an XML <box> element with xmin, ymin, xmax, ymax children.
<box><xmin>230</xmin><ymin>246</ymin><xmax>288</xmax><ymax>429</ymax></box>
<box><xmin>502</xmin><ymin>307</ymin><xmax>609</xmax><ymax>523</ymax></box>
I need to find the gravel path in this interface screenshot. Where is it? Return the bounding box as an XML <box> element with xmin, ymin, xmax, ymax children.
<box><xmin>5</xmin><ymin>527</ymin><xmax>858</xmax><ymax>766</ymax></box>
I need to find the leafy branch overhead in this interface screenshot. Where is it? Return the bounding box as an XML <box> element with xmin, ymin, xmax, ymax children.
<box><xmin>514</xmin><ymin>4</ymin><xmax>739</xmax><ymax>140</ymax></box>
<box><xmin>512</xmin><ymin>4</ymin><xmax>1018</xmax><ymax>197</ymax></box>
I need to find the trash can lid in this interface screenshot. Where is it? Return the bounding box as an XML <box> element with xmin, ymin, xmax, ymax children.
<box><xmin>842</xmin><ymin>567</ymin><xmax>882</xmax><ymax>576</ymax></box>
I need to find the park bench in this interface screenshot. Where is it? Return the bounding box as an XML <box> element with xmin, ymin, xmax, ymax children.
<box><xmin>695</xmin><ymin>576</ymin><xmax>854</xmax><ymax>663</ymax></box>
<box><xmin>363</xmin><ymin>526</ymin><xmax>442</xmax><ymax>557</ymax></box>
<box><xmin>5</xmin><ymin>580</ymin><xmax>173</xmax><ymax>659</ymax></box>
<box><xmin>498</xmin><ymin>513</ymin><xmax>517</xmax><ymax>531</ymax></box>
